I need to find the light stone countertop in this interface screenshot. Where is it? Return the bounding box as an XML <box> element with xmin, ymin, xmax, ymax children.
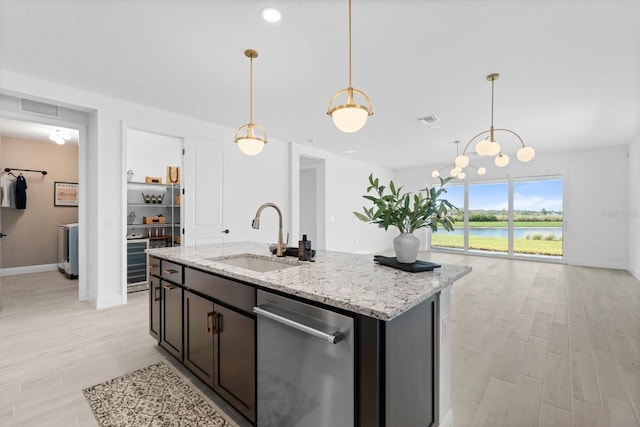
<box><xmin>147</xmin><ymin>241</ymin><xmax>471</xmax><ymax>321</ymax></box>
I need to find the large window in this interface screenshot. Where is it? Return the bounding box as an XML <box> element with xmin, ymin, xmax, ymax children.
<box><xmin>430</xmin><ymin>183</ymin><xmax>464</xmax><ymax>250</ymax></box>
<box><xmin>513</xmin><ymin>177</ymin><xmax>563</xmax><ymax>258</ymax></box>
<box><xmin>431</xmin><ymin>175</ymin><xmax>563</xmax><ymax>260</ymax></box>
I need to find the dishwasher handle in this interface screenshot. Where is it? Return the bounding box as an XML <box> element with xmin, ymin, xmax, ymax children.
<box><xmin>253</xmin><ymin>306</ymin><xmax>344</xmax><ymax>344</ymax></box>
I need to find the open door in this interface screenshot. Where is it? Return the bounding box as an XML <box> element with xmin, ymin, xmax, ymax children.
<box><xmin>182</xmin><ymin>138</ymin><xmax>224</xmax><ymax>246</ymax></box>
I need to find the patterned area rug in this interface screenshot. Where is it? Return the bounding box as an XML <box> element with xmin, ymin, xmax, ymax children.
<box><xmin>83</xmin><ymin>361</ymin><xmax>235</xmax><ymax>426</ymax></box>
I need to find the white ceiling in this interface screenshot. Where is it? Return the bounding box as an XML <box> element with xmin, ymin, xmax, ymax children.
<box><xmin>0</xmin><ymin>118</ymin><xmax>79</xmax><ymax>145</ymax></box>
<box><xmin>1</xmin><ymin>0</ymin><xmax>639</xmax><ymax>169</ymax></box>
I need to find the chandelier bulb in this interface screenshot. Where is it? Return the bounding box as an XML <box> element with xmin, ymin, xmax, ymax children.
<box><xmin>517</xmin><ymin>146</ymin><xmax>535</xmax><ymax>162</ymax></box>
<box><xmin>495</xmin><ymin>153</ymin><xmax>510</xmax><ymax>167</ymax></box>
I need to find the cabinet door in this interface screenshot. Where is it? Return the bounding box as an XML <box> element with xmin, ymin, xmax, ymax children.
<box><xmin>149</xmin><ymin>276</ymin><xmax>161</xmax><ymax>341</ymax></box>
<box><xmin>213</xmin><ymin>305</ymin><xmax>256</xmax><ymax>423</ymax></box>
<box><xmin>184</xmin><ymin>291</ymin><xmax>215</xmax><ymax>387</ymax></box>
<box><xmin>160</xmin><ymin>281</ymin><xmax>183</xmax><ymax>360</ymax></box>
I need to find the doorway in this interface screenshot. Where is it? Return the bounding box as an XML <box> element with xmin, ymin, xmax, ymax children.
<box><xmin>299</xmin><ymin>157</ymin><xmax>326</xmax><ymax>250</ymax></box>
<box><xmin>0</xmin><ymin>115</ymin><xmax>85</xmax><ymax>299</ymax></box>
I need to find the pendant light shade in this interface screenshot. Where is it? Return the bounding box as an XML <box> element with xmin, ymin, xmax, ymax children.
<box><xmin>327</xmin><ymin>0</ymin><xmax>372</xmax><ymax>133</ymax></box>
<box><xmin>234</xmin><ymin>49</ymin><xmax>267</xmax><ymax>156</ymax></box>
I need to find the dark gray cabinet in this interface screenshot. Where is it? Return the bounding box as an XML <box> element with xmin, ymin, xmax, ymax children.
<box><xmin>160</xmin><ymin>281</ymin><xmax>183</xmax><ymax>360</ymax></box>
<box><xmin>183</xmin><ymin>290</ymin><xmax>215</xmax><ymax>386</ymax></box>
<box><xmin>150</xmin><ymin>263</ymin><xmax>256</xmax><ymax>424</ymax></box>
<box><xmin>213</xmin><ymin>304</ymin><xmax>255</xmax><ymax>423</ymax></box>
<box><xmin>183</xmin><ymin>291</ymin><xmax>256</xmax><ymax>423</ymax></box>
<box><xmin>149</xmin><ymin>275</ymin><xmax>161</xmax><ymax>341</ymax></box>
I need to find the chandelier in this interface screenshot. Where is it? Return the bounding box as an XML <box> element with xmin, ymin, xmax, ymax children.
<box><xmin>457</xmin><ymin>73</ymin><xmax>535</xmax><ymax>169</ymax></box>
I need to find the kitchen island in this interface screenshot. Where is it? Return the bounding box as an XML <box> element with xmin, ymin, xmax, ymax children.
<box><xmin>147</xmin><ymin>242</ymin><xmax>470</xmax><ymax>427</ymax></box>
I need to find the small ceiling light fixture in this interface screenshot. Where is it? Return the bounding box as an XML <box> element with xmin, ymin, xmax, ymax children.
<box><xmin>49</xmin><ymin>129</ymin><xmax>71</xmax><ymax>145</ymax></box>
<box><xmin>261</xmin><ymin>7</ymin><xmax>281</xmax><ymax>23</ymax></box>
<box><xmin>327</xmin><ymin>0</ymin><xmax>373</xmax><ymax>133</ymax></box>
<box><xmin>457</xmin><ymin>73</ymin><xmax>535</xmax><ymax>168</ymax></box>
<box><xmin>234</xmin><ymin>49</ymin><xmax>268</xmax><ymax>156</ymax></box>
<box><xmin>432</xmin><ymin>141</ymin><xmax>487</xmax><ymax>180</ymax></box>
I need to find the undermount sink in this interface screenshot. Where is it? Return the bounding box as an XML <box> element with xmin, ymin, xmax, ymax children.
<box><xmin>211</xmin><ymin>254</ymin><xmax>299</xmax><ymax>273</ymax></box>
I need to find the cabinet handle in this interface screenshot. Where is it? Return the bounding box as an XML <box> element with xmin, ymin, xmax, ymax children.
<box><xmin>216</xmin><ymin>312</ymin><xmax>223</xmax><ymax>333</ymax></box>
<box><xmin>150</xmin><ymin>263</ymin><xmax>159</xmax><ymax>269</ymax></box>
<box><xmin>206</xmin><ymin>311</ymin><xmax>217</xmax><ymax>336</ymax></box>
<box><xmin>163</xmin><ymin>284</ymin><xmax>176</xmax><ymax>290</ymax></box>
<box><xmin>164</xmin><ymin>268</ymin><xmax>178</xmax><ymax>274</ymax></box>
<box><xmin>154</xmin><ymin>286</ymin><xmax>160</xmax><ymax>301</ymax></box>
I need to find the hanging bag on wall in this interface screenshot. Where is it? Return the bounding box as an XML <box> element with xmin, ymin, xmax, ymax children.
<box><xmin>166</xmin><ymin>166</ymin><xmax>180</xmax><ymax>185</ymax></box>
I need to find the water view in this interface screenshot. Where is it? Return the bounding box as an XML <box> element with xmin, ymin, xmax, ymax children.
<box><xmin>446</xmin><ymin>227</ymin><xmax>562</xmax><ymax>239</ymax></box>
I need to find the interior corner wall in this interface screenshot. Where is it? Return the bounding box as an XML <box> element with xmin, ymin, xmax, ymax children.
<box><xmin>290</xmin><ymin>143</ymin><xmax>396</xmax><ymax>254</ymax></box>
<box><xmin>395</xmin><ymin>144</ymin><xmax>630</xmax><ymax>270</ymax></box>
<box><xmin>628</xmin><ymin>133</ymin><xmax>640</xmax><ymax>279</ymax></box>
<box><xmin>1</xmin><ymin>136</ymin><xmax>78</xmax><ymax>267</ymax></box>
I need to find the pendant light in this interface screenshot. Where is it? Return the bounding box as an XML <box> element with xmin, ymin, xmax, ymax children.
<box><xmin>234</xmin><ymin>49</ymin><xmax>267</xmax><ymax>156</ymax></box>
<box><xmin>327</xmin><ymin>0</ymin><xmax>373</xmax><ymax>133</ymax></box>
<box><xmin>458</xmin><ymin>73</ymin><xmax>535</xmax><ymax>168</ymax></box>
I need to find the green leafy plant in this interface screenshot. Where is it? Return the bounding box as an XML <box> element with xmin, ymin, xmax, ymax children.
<box><xmin>354</xmin><ymin>174</ymin><xmax>458</xmax><ymax>233</ymax></box>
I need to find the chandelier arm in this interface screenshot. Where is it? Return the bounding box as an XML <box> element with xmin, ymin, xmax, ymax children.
<box><xmin>461</xmin><ymin>130</ymin><xmax>491</xmax><ymax>154</ymax></box>
<box><xmin>493</xmin><ymin>128</ymin><xmax>525</xmax><ymax>147</ymax></box>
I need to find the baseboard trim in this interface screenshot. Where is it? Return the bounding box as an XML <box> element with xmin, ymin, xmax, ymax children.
<box><xmin>439</xmin><ymin>409</ymin><xmax>453</xmax><ymax>427</ymax></box>
<box><xmin>94</xmin><ymin>294</ymin><xmax>124</xmax><ymax>310</ymax></box>
<box><xmin>0</xmin><ymin>263</ymin><xmax>59</xmax><ymax>276</ymax></box>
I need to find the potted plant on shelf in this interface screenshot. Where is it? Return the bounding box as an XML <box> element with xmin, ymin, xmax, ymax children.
<box><xmin>354</xmin><ymin>174</ymin><xmax>458</xmax><ymax>264</ymax></box>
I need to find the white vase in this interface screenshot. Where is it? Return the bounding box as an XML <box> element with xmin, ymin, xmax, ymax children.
<box><xmin>393</xmin><ymin>232</ymin><xmax>420</xmax><ymax>264</ymax></box>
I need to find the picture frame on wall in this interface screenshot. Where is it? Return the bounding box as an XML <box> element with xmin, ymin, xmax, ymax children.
<box><xmin>54</xmin><ymin>182</ymin><xmax>78</xmax><ymax>207</ymax></box>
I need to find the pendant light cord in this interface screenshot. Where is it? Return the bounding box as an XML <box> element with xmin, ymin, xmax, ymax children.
<box><xmin>249</xmin><ymin>56</ymin><xmax>254</xmax><ymax>124</ymax></box>
<box><xmin>348</xmin><ymin>0</ymin><xmax>352</xmax><ymax>88</ymax></box>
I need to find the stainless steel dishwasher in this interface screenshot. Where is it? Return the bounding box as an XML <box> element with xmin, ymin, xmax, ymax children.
<box><xmin>254</xmin><ymin>290</ymin><xmax>354</xmax><ymax>427</ymax></box>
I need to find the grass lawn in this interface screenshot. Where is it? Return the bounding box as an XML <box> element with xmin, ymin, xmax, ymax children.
<box><xmin>431</xmin><ymin>234</ymin><xmax>563</xmax><ymax>256</ymax></box>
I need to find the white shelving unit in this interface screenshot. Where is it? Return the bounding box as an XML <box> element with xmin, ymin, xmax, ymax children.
<box><xmin>126</xmin><ymin>181</ymin><xmax>181</xmax><ymax>293</ymax></box>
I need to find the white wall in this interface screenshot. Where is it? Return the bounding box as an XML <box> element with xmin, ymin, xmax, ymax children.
<box><xmin>1</xmin><ymin>69</ymin><xmax>395</xmax><ymax>307</ymax></box>
<box><xmin>629</xmin><ymin>133</ymin><xmax>640</xmax><ymax>279</ymax></box>
<box><xmin>290</xmin><ymin>144</ymin><xmax>396</xmax><ymax>254</ymax></box>
<box><xmin>1</xmin><ymin>69</ymin><xmax>291</xmax><ymax>309</ymax></box>
<box><xmin>396</xmin><ymin>145</ymin><xmax>630</xmax><ymax>270</ymax></box>
<box><xmin>126</xmin><ymin>129</ymin><xmax>181</xmax><ymax>181</ymax></box>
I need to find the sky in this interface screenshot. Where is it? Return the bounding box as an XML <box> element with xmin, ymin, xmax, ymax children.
<box><xmin>443</xmin><ymin>178</ymin><xmax>563</xmax><ymax>212</ymax></box>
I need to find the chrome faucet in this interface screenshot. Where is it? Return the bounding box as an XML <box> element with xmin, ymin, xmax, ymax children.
<box><xmin>252</xmin><ymin>202</ymin><xmax>286</xmax><ymax>257</ymax></box>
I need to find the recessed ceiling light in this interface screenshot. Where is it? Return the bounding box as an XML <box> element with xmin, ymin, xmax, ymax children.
<box><xmin>342</xmin><ymin>149</ymin><xmax>357</xmax><ymax>154</ymax></box>
<box><xmin>261</xmin><ymin>7</ymin><xmax>281</xmax><ymax>23</ymax></box>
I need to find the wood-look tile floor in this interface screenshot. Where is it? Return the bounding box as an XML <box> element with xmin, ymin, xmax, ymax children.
<box><xmin>0</xmin><ymin>254</ymin><xmax>639</xmax><ymax>427</ymax></box>
<box><xmin>424</xmin><ymin>252</ymin><xmax>640</xmax><ymax>427</ymax></box>
<box><xmin>0</xmin><ymin>271</ymin><xmax>251</xmax><ymax>427</ymax></box>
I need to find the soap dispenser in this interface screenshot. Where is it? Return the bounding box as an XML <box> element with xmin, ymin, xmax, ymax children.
<box><xmin>298</xmin><ymin>234</ymin><xmax>312</xmax><ymax>261</ymax></box>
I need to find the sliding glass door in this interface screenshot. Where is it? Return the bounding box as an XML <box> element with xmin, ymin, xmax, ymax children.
<box><xmin>513</xmin><ymin>177</ymin><xmax>563</xmax><ymax>258</ymax></box>
<box><xmin>468</xmin><ymin>181</ymin><xmax>508</xmax><ymax>254</ymax></box>
<box><xmin>431</xmin><ymin>183</ymin><xmax>464</xmax><ymax>250</ymax></box>
<box><xmin>431</xmin><ymin>175</ymin><xmax>564</xmax><ymax>260</ymax></box>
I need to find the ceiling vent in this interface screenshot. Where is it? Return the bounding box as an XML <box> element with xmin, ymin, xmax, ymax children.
<box><xmin>20</xmin><ymin>99</ymin><xmax>59</xmax><ymax>117</ymax></box>
<box><xmin>418</xmin><ymin>115</ymin><xmax>440</xmax><ymax>125</ymax></box>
